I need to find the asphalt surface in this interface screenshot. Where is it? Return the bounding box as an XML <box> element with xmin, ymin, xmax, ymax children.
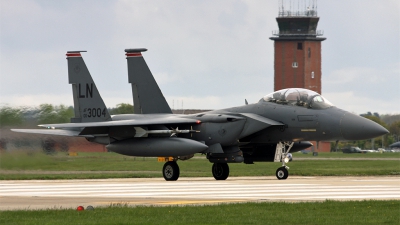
<box><xmin>1</xmin><ymin>176</ymin><xmax>399</xmax><ymax>210</ymax></box>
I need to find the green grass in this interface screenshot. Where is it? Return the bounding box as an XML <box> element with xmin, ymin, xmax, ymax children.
<box><xmin>294</xmin><ymin>151</ymin><xmax>400</xmax><ymax>158</ymax></box>
<box><xmin>0</xmin><ymin>200</ymin><xmax>399</xmax><ymax>225</ymax></box>
<box><xmin>1</xmin><ymin>151</ymin><xmax>399</xmax><ymax>180</ymax></box>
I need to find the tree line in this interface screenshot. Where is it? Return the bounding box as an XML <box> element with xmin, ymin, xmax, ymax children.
<box><xmin>0</xmin><ymin>103</ymin><xmax>133</xmax><ymax>127</ymax></box>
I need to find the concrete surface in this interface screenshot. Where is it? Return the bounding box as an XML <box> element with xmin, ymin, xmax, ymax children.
<box><xmin>1</xmin><ymin>176</ymin><xmax>399</xmax><ymax>210</ymax></box>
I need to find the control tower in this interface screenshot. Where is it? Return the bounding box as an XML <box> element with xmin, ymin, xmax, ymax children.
<box><xmin>271</xmin><ymin>1</ymin><xmax>330</xmax><ymax>152</ymax></box>
<box><xmin>270</xmin><ymin>0</ymin><xmax>326</xmax><ymax>94</ymax></box>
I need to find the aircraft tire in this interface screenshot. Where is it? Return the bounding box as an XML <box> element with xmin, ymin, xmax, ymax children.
<box><xmin>163</xmin><ymin>161</ymin><xmax>180</xmax><ymax>181</ymax></box>
<box><xmin>276</xmin><ymin>167</ymin><xmax>289</xmax><ymax>180</ymax></box>
<box><xmin>212</xmin><ymin>163</ymin><xmax>229</xmax><ymax>180</ymax></box>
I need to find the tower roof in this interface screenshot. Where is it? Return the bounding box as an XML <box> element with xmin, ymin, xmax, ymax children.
<box><xmin>271</xmin><ymin>0</ymin><xmax>325</xmax><ymax>41</ymax></box>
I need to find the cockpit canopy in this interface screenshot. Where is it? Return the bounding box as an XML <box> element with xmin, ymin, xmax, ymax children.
<box><xmin>260</xmin><ymin>88</ymin><xmax>334</xmax><ymax>109</ymax></box>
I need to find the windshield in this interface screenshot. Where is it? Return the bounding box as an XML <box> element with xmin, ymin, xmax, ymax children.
<box><xmin>260</xmin><ymin>88</ymin><xmax>334</xmax><ymax>109</ymax></box>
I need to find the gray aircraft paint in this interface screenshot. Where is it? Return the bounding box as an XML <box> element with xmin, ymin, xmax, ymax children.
<box><xmin>107</xmin><ymin>138</ymin><xmax>208</xmax><ymax>156</ymax></box>
<box><xmin>11</xmin><ymin>49</ymin><xmax>389</xmax><ymax>180</ymax></box>
<box><xmin>67</xmin><ymin>51</ymin><xmax>111</xmax><ymax>123</ymax></box>
<box><xmin>125</xmin><ymin>49</ymin><xmax>172</xmax><ymax>114</ymax></box>
<box><xmin>13</xmin><ymin>50</ymin><xmax>389</xmax><ymax>149</ymax></box>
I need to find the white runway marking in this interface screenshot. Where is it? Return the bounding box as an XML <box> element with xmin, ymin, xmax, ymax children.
<box><xmin>0</xmin><ymin>176</ymin><xmax>399</xmax><ymax>210</ymax></box>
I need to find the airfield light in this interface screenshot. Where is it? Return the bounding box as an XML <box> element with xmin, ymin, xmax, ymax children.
<box><xmin>77</xmin><ymin>206</ymin><xmax>84</xmax><ymax>211</ymax></box>
<box><xmin>86</xmin><ymin>205</ymin><xmax>94</xmax><ymax>210</ymax></box>
<box><xmin>284</xmin><ymin>157</ymin><xmax>290</xmax><ymax>163</ymax></box>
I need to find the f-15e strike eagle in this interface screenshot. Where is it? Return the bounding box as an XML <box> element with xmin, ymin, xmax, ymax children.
<box><xmin>12</xmin><ymin>49</ymin><xmax>389</xmax><ymax>181</ymax></box>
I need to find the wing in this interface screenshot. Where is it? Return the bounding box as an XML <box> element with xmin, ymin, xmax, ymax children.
<box><xmin>38</xmin><ymin>117</ymin><xmax>199</xmax><ymax>129</ymax></box>
<box><xmin>11</xmin><ymin>116</ymin><xmax>200</xmax><ymax>137</ymax></box>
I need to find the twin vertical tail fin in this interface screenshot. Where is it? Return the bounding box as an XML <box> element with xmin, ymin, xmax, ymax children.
<box><xmin>66</xmin><ymin>49</ymin><xmax>170</xmax><ymax>122</ymax></box>
<box><xmin>67</xmin><ymin>51</ymin><xmax>111</xmax><ymax>123</ymax></box>
<box><xmin>125</xmin><ymin>49</ymin><xmax>172</xmax><ymax>114</ymax></box>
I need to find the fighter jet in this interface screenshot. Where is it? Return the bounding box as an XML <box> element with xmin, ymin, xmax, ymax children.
<box><xmin>12</xmin><ymin>49</ymin><xmax>389</xmax><ymax>181</ymax></box>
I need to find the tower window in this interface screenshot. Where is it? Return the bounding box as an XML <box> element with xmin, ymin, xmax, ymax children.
<box><xmin>297</xmin><ymin>43</ymin><xmax>303</xmax><ymax>50</ymax></box>
<box><xmin>292</xmin><ymin>62</ymin><xmax>298</xmax><ymax>68</ymax></box>
<box><xmin>308</xmin><ymin>48</ymin><xmax>311</xmax><ymax>58</ymax></box>
<box><xmin>311</xmin><ymin>71</ymin><xmax>315</xmax><ymax>78</ymax></box>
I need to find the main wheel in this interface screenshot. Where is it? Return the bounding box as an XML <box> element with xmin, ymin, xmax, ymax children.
<box><xmin>212</xmin><ymin>163</ymin><xmax>229</xmax><ymax>180</ymax></box>
<box><xmin>276</xmin><ymin>167</ymin><xmax>289</xmax><ymax>180</ymax></box>
<box><xmin>163</xmin><ymin>161</ymin><xmax>180</xmax><ymax>181</ymax></box>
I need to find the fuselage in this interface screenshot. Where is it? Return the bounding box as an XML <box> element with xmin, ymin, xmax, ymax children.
<box><xmin>109</xmin><ymin>100</ymin><xmax>386</xmax><ymax>148</ymax></box>
<box><xmin>107</xmin><ymin>87</ymin><xmax>388</xmax><ymax>153</ymax></box>
<box><xmin>208</xmin><ymin>102</ymin><xmax>345</xmax><ymax>143</ymax></box>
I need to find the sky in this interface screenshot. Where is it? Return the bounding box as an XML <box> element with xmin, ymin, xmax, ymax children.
<box><xmin>1</xmin><ymin>0</ymin><xmax>399</xmax><ymax>115</ymax></box>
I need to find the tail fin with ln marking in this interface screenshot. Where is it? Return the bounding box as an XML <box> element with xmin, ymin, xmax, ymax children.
<box><xmin>125</xmin><ymin>48</ymin><xmax>172</xmax><ymax>114</ymax></box>
<box><xmin>67</xmin><ymin>51</ymin><xmax>111</xmax><ymax>123</ymax></box>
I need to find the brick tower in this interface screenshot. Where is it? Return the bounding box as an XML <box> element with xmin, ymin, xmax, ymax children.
<box><xmin>270</xmin><ymin>2</ymin><xmax>325</xmax><ymax>94</ymax></box>
<box><xmin>270</xmin><ymin>1</ymin><xmax>331</xmax><ymax>152</ymax></box>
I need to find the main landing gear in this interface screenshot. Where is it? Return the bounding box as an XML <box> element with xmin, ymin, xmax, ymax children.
<box><xmin>162</xmin><ymin>141</ymin><xmax>295</xmax><ymax>181</ymax></box>
<box><xmin>162</xmin><ymin>161</ymin><xmax>180</xmax><ymax>181</ymax></box>
<box><xmin>162</xmin><ymin>161</ymin><xmax>230</xmax><ymax>181</ymax></box>
<box><xmin>274</xmin><ymin>141</ymin><xmax>294</xmax><ymax>180</ymax></box>
<box><xmin>212</xmin><ymin>163</ymin><xmax>229</xmax><ymax>180</ymax></box>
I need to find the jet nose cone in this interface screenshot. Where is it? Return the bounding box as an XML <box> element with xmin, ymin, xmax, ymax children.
<box><xmin>341</xmin><ymin>113</ymin><xmax>389</xmax><ymax>140</ymax></box>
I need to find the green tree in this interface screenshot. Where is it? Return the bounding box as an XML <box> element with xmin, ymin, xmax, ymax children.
<box><xmin>389</xmin><ymin>121</ymin><xmax>400</xmax><ymax>143</ymax></box>
<box><xmin>37</xmin><ymin>104</ymin><xmax>74</xmax><ymax>124</ymax></box>
<box><xmin>381</xmin><ymin>114</ymin><xmax>400</xmax><ymax>125</ymax></box>
<box><xmin>0</xmin><ymin>106</ymin><xmax>24</xmax><ymax>127</ymax></box>
<box><xmin>109</xmin><ymin>103</ymin><xmax>134</xmax><ymax>115</ymax></box>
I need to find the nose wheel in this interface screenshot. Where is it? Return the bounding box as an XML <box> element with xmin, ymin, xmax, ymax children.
<box><xmin>163</xmin><ymin>161</ymin><xmax>180</xmax><ymax>181</ymax></box>
<box><xmin>276</xmin><ymin>167</ymin><xmax>289</xmax><ymax>180</ymax></box>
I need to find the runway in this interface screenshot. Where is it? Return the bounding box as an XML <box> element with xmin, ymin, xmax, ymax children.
<box><xmin>1</xmin><ymin>176</ymin><xmax>399</xmax><ymax>210</ymax></box>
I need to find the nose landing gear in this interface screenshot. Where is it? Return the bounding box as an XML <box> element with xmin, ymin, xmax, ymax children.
<box><xmin>276</xmin><ymin>166</ymin><xmax>289</xmax><ymax>180</ymax></box>
<box><xmin>274</xmin><ymin>141</ymin><xmax>294</xmax><ymax>180</ymax></box>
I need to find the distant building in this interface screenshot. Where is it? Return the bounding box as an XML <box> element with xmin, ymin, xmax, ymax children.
<box><xmin>270</xmin><ymin>1</ymin><xmax>330</xmax><ymax>152</ymax></box>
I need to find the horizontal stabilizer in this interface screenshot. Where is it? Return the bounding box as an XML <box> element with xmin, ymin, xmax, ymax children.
<box><xmin>11</xmin><ymin>129</ymin><xmax>94</xmax><ymax>137</ymax></box>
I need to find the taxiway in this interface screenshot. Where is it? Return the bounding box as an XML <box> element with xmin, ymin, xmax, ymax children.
<box><xmin>1</xmin><ymin>176</ymin><xmax>399</xmax><ymax>210</ymax></box>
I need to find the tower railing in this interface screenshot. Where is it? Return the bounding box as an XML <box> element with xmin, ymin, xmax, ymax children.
<box><xmin>278</xmin><ymin>10</ymin><xmax>318</xmax><ymax>17</ymax></box>
<box><xmin>272</xmin><ymin>30</ymin><xmax>324</xmax><ymax>37</ymax></box>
